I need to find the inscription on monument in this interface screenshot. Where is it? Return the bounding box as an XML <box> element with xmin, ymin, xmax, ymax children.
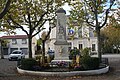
<box><xmin>58</xmin><ymin>18</ymin><xmax>65</xmax><ymax>40</ymax></box>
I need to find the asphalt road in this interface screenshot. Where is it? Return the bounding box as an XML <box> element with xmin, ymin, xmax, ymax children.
<box><xmin>0</xmin><ymin>55</ymin><xmax>120</xmax><ymax>80</ymax></box>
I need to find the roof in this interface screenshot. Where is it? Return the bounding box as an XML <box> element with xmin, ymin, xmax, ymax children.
<box><xmin>0</xmin><ymin>35</ymin><xmax>28</xmax><ymax>39</ymax></box>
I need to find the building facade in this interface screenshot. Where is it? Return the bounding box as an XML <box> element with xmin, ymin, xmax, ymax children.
<box><xmin>0</xmin><ymin>35</ymin><xmax>37</xmax><ymax>57</ymax></box>
<box><xmin>45</xmin><ymin>22</ymin><xmax>98</xmax><ymax>54</ymax></box>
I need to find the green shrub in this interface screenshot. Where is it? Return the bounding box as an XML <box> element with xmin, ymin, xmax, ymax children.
<box><xmin>70</xmin><ymin>49</ymin><xmax>80</xmax><ymax>56</ymax></box>
<box><xmin>81</xmin><ymin>47</ymin><xmax>91</xmax><ymax>56</ymax></box>
<box><xmin>69</xmin><ymin>48</ymin><xmax>80</xmax><ymax>60</ymax></box>
<box><xmin>81</xmin><ymin>56</ymin><xmax>100</xmax><ymax>70</ymax></box>
<box><xmin>21</xmin><ymin>58</ymin><xmax>38</xmax><ymax>70</ymax></box>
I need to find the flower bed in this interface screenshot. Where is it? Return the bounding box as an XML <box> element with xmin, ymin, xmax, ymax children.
<box><xmin>17</xmin><ymin>65</ymin><xmax>109</xmax><ymax>76</ymax></box>
<box><xmin>50</xmin><ymin>60</ymin><xmax>70</xmax><ymax>68</ymax></box>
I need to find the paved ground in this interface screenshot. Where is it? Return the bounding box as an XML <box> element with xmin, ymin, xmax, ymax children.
<box><xmin>0</xmin><ymin>55</ymin><xmax>120</xmax><ymax>80</ymax></box>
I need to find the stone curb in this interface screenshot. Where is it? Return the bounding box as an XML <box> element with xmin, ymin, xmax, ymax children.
<box><xmin>17</xmin><ymin>66</ymin><xmax>109</xmax><ymax>76</ymax></box>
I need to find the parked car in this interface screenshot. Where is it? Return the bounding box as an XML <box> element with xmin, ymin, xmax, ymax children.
<box><xmin>8</xmin><ymin>50</ymin><xmax>25</xmax><ymax>61</ymax></box>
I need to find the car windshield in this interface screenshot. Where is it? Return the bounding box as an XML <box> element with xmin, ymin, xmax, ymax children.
<box><xmin>12</xmin><ymin>51</ymin><xmax>21</xmax><ymax>54</ymax></box>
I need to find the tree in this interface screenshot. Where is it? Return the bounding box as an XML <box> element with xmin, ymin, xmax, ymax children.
<box><xmin>0</xmin><ymin>0</ymin><xmax>11</xmax><ymax>19</ymax></box>
<box><xmin>0</xmin><ymin>0</ymin><xmax>11</xmax><ymax>59</ymax></box>
<box><xmin>0</xmin><ymin>39</ymin><xmax>3</xmax><ymax>59</ymax></box>
<box><xmin>41</xmin><ymin>31</ymin><xmax>50</xmax><ymax>64</ymax></box>
<box><xmin>2</xmin><ymin>0</ymin><xmax>68</xmax><ymax>58</ymax></box>
<box><xmin>40</xmin><ymin>21</ymin><xmax>56</xmax><ymax>64</ymax></box>
<box><xmin>0</xmin><ymin>0</ymin><xmax>16</xmax><ymax>33</ymax></box>
<box><xmin>0</xmin><ymin>39</ymin><xmax>8</xmax><ymax>59</ymax></box>
<box><xmin>68</xmin><ymin>0</ymin><xmax>115</xmax><ymax>61</ymax></box>
<box><xmin>102</xmin><ymin>26</ymin><xmax>120</xmax><ymax>54</ymax></box>
<box><xmin>101</xmin><ymin>14</ymin><xmax>120</xmax><ymax>54</ymax></box>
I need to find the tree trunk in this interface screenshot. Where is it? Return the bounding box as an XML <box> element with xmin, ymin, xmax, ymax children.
<box><xmin>96</xmin><ymin>28</ymin><xmax>102</xmax><ymax>62</ymax></box>
<box><xmin>116</xmin><ymin>46</ymin><xmax>119</xmax><ymax>54</ymax></box>
<box><xmin>1</xmin><ymin>46</ymin><xmax>4</xmax><ymax>59</ymax></box>
<box><xmin>0</xmin><ymin>42</ymin><xmax>1</xmax><ymax>58</ymax></box>
<box><xmin>41</xmin><ymin>40</ymin><xmax>45</xmax><ymax>65</ymax></box>
<box><xmin>0</xmin><ymin>42</ymin><xmax>4</xmax><ymax>59</ymax></box>
<box><xmin>28</xmin><ymin>36</ymin><xmax>32</xmax><ymax>58</ymax></box>
<box><xmin>0</xmin><ymin>41</ymin><xmax>4</xmax><ymax>59</ymax></box>
<box><xmin>0</xmin><ymin>0</ymin><xmax>11</xmax><ymax>19</ymax></box>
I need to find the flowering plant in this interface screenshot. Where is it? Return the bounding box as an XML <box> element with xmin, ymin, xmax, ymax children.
<box><xmin>74</xmin><ymin>65</ymin><xmax>84</xmax><ymax>71</ymax></box>
<box><xmin>56</xmin><ymin>61</ymin><xmax>67</xmax><ymax>67</ymax></box>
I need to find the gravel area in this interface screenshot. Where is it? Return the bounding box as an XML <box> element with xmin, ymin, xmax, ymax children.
<box><xmin>0</xmin><ymin>57</ymin><xmax>120</xmax><ymax>80</ymax></box>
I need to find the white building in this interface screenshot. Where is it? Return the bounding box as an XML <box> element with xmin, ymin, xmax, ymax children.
<box><xmin>46</xmin><ymin>22</ymin><xmax>98</xmax><ymax>54</ymax></box>
<box><xmin>0</xmin><ymin>35</ymin><xmax>37</xmax><ymax>57</ymax></box>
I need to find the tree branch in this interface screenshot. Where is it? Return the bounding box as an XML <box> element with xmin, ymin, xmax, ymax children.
<box><xmin>32</xmin><ymin>28</ymin><xmax>45</xmax><ymax>38</ymax></box>
<box><xmin>27</xmin><ymin>11</ymin><xmax>33</xmax><ymax>34</ymax></box>
<box><xmin>32</xmin><ymin>12</ymin><xmax>48</xmax><ymax>31</ymax></box>
<box><xmin>86</xmin><ymin>18</ymin><xmax>95</xmax><ymax>27</ymax></box>
<box><xmin>8</xmin><ymin>15</ymin><xmax>29</xmax><ymax>35</ymax></box>
<box><xmin>84</xmin><ymin>1</ymin><xmax>95</xmax><ymax>27</ymax></box>
<box><xmin>96</xmin><ymin>0</ymin><xmax>102</xmax><ymax>8</ymax></box>
<box><xmin>0</xmin><ymin>0</ymin><xmax>11</xmax><ymax>19</ymax></box>
<box><xmin>32</xmin><ymin>0</ymin><xmax>53</xmax><ymax>31</ymax></box>
<box><xmin>44</xmin><ymin>26</ymin><xmax>51</xmax><ymax>41</ymax></box>
<box><xmin>32</xmin><ymin>20</ymin><xmax>47</xmax><ymax>37</ymax></box>
<box><xmin>100</xmin><ymin>0</ymin><xmax>115</xmax><ymax>29</ymax></box>
<box><xmin>23</xmin><ymin>15</ymin><xmax>29</xmax><ymax>23</ymax></box>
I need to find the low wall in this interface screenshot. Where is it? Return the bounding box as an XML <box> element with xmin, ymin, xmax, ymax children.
<box><xmin>17</xmin><ymin>66</ymin><xmax>109</xmax><ymax>76</ymax></box>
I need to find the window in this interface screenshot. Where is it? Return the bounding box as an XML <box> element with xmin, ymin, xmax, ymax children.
<box><xmin>22</xmin><ymin>39</ymin><xmax>27</xmax><ymax>44</ymax></box>
<box><xmin>12</xmin><ymin>39</ymin><xmax>17</xmax><ymax>44</ymax></box>
<box><xmin>92</xmin><ymin>44</ymin><xmax>96</xmax><ymax>51</ymax></box>
<box><xmin>79</xmin><ymin>44</ymin><xmax>83</xmax><ymax>50</ymax></box>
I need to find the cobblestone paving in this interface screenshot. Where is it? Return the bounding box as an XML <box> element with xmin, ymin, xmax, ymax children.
<box><xmin>0</xmin><ymin>57</ymin><xmax>120</xmax><ymax>80</ymax></box>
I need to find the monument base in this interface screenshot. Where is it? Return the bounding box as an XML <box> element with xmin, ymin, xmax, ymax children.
<box><xmin>54</xmin><ymin>44</ymin><xmax>70</xmax><ymax>60</ymax></box>
<box><xmin>54</xmin><ymin>57</ymin><xmax>69</xmax><ymax>60</ymax></box>
<box><xmin>51</xmin><ymin>59</ymin><xmax>72</xmax><ymax>63</ymax></box>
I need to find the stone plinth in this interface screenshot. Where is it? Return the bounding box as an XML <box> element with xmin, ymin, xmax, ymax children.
<box><xmin>54</xmin><ymin>44</ymin><xmax>70</xmax><ymax>60</ymax></box>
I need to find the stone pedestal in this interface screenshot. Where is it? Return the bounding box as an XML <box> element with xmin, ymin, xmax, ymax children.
<box><xmin>54</xmin><ymin>44</ymin><xmax>69</xmax><ymax>60</ymax></box>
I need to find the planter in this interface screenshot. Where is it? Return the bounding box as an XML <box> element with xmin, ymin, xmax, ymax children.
<box><xmin>17</xmin><ymin>65</ymin><xmax>109</xmax><ymax>76</ymax></box>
